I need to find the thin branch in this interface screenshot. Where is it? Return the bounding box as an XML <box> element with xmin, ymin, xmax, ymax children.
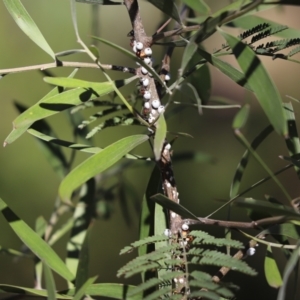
<box><xmin>0</xmin><ymin>61</ymin><xmax>136</xmax><ymax>76</ymax></box>
<box><xmin>183</xmin><ymin>215</ymin><xmax>291</xmax><ymax>229</ymax></box>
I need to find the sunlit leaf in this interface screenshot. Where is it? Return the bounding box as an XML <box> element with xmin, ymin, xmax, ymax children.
<box><xmin>264</xmin><ymin>246</ymin><xmax>283</xmax><ymax>288</ymax></box>
<box><xmin>43</xmin><ymin>263</ymin><xmax>57</xmax><ymax>300</ymax></box>
<box><xmin>3</xmin><ymin>0</ymin><xmax>55</xmax><ymax>59</ymax></box>
<box><xmin>9</xmin><ymin>76</ymin><xmax>136</xmax><ymax>138</ymax></box>
<box><xmin>73</xmin><ymin>276</ymin><xmax>97</xmax><ymax>300</ymax></box>
<box><xmin>76</xmin><ymin>0</ymin><xmax>122</xmax><ymax>4</ymax></box>
<box><xmin>59</xmin><ymin>135</ymin><xmax>149</xmax><ymax>203</ymax></box>
<box><xmin>0</xmin><ymin>197</ymin><xmax>74</xmax><ymax>282</ymax></box>
<box><xmin>65</xmin><ymin>283</ymin><xmax>141</xmax><ymax>299</ymax></box>
<box><xmin>218</xmin><ymin>27</ymin><xmax>287</xmax><ymax>136</ymax></box>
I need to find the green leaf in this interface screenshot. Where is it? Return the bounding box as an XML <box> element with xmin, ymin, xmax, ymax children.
<box><xmin>230</xmin><ymin>15</ymin><xmax>300</xmax><ymax>39</ymax></box>
<box><xmin>14</xmin><ymin>102</ymin><xmax>68</xmax><ymax>179</ymax></box>
<box><xmin>154</xmin><ymin>114</ymin><xmax>167</xmax><ymax>161</ymax></box>
<box><xmin>151</xmin><ymin>193</ymin><xmax>198</xmax><ymax>220</ymax></box>
<box><xmin>146</xmin><ymin>0</ymin><xmax>181</xmax><ymax>24</ymax></box>
<box><xmin>264</xmin><ymin>246</ymin><xmax>283</xmax><ymax>288</ymax></box>
<box><xmin>181</xmin><ymin>42</ymin><xmax>198</xmax><ymax>73</ymax></box>
<box><xmin>277</xmin><ymin>242</ymin><xmax>300</xmax><ymax>300</ymax></box>
<box><xmin>43</xmin><ymin>263</ymin><xmax>57</xmax><ymax>300</ymax></box>
<box><xmin>181</xmin><ymin>0</ymin><xmax>210</xmax><ymax>14</ymax></box>
<box><xmin>230</xmin><ymin>125</ymin><xmax>273</xmax><ymax>198</ymax></box>
<box><xmin>232</xmin><ymin>104</ymin><xmax>250</xmax><ymax>129</ymax></box>
<box><xmin>59</xmin><ymin>135</ymin><xmax>149</xmax><ymax>202</ymax></box>
<box><xmin>10</xmin><ymin>76</ymin><xmax>136</xmax><ymax>135</ymax></box>
<box><xmin>0</xmin><ymin>284</ymin><xmax>72</xmax><ymax>299</ymax></box>
<box><xmin>139</xmin><ymin>166</ymin><xmax>161</xmax><ymax>259</ymax></box>
<box><xmin>73</xmin><ymin>276</ymin><xmax>97</xmax><ymax>300</ymax></box>
<box><xmin>283</xmin><ymin>102</ymin><xmax>300</xmax><ymax>178</ymax></box>
<box><xmin>0</xmin><ymin>197</ymin><xmax>74</xmax><ymax>282</ymax></box>
<box><xmin>65</xmin><ymin>283</ymin><xmax>142</xmax><ymax>299</ymax></box>
<box><xmin>233</xmin><ymin>198</ymin><xmax>300</xmax><ymax>218</ymax></box>
<box><xmin>4</xmin><ymin>69</ymin><xmax>78</xmax><ymax>146</ymax></box>
<box><xmin>76</xmin><ymin>0</ymin><xmax>122</xmax><ymax>4</ymax></box>
<box><xmin>3</xmin><ymin>0</ymin><xmax>55</xmax><ymax>59</ymax></box>
<box><xmin>217</xmin><ymin>27</ymin><xmax>287</xmax><ymax>136</ymax></box>
<box><xmin>197</xmin><ymin>48</ymin><xmax>253</xmax><ymax>91</ymax></box>
<box><xmin>261</xmin><ymin>223</ymin><xmax>300</xmax><ymax>240</ymax></box>
<box><xmin>179</xmin><ymin>83</ymin><xmax>202</xmax><ymax>114</ymax></box>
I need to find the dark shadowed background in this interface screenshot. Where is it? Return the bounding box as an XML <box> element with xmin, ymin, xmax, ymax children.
<box><xmin>1</xmin><ymin>1</ymin><xmax>300</xmax><ymax>299</ymax></box>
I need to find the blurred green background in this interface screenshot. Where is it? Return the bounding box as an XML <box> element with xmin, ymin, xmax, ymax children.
<box><xmin>1</xmin><ymin>1</ymin><xmax>300</xmax><ymax>299</ymax></box>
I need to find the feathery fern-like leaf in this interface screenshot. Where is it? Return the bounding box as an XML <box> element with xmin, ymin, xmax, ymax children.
<box><xmin>238</xmin><ymin>23</ymin><xmax>270</xmax><ymax>40</ymax></box>
<box><xmin>190</xmin><ymin>230</ymin><xmax>244</xmax><ymax>249</ymax></box>
<box><xmin>250</xmin><ymin>25</ymin><xmax>288</xmax><ymax>44</ymax></box>
<box><xmin>288</xmin><ymin>45</ymin><xmax>300</xmax><ymax>57</ymax></box>
<box><xmin>128</xmin><ymin>271</ymin><xmax>183</xmax><ymax>297</ymax></box>
<box><xmin>120</xmin><ymin>235</ymin><xmax>169</xmax><ymax>254</ymax></box>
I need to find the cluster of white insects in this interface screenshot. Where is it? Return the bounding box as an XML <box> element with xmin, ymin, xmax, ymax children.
<box><xmin>130</xmin><ymin>36</ymin><xmax>170</xmax><ymax>124</ymax></box>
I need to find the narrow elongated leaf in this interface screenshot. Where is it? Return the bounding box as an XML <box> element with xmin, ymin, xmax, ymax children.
<box><xmin>73</xmin><ymin>276</ymin><xmax>97</xmax><ymax>300</ymax></box>
<box><xmin>27</xmin><ymin>128</ymin><xmax>148</xmax><ymax>161</ymax></box>
<box><xmin>181</xmin><ymin>42</ymin><xmax>198</xmax><ymax>72</ymax></box>
<box><xmin>230</xmin><ymin>125</ymin><xmax>273</xmax><ymax>198</ymax></box>
<box><xmin>146</xmin><ymin>0</ymin><xmax>181</xmax><ymax>23</ymax></box>
<box><xmin>181</xmin><ymin>0</ymin><xmax>210</xmax><ymax>14</ymax></box>
<box><xmin>233</xmin><ymin>198</ymin><xmax>300</xmax><ymax>218</ymax></box>
<box><xmin>59</xmin><ymin>135</ymin><xmax>149</xmax><ymax>202</ymax></box>
<box><xmin>4</xmin><ymin>69</ymin><xmax>78</xmax><ymax>146</ymax></box>
<box><xmin>76</xmin><ymin>0</ymin><xmax>122</xmax><ymax>4</ymax></box>
<box><xmin>10</xmin><ymin>76</ymin><xmax>136</xmax><ymax>134</ymax></box>
<box><xmin>151</xmin><ymin>194</ymin><xmax>198</xmax><ymax>220</ymax></box>
<box><xmin>277</xmin><ymin>242</ymin><xmax>300</xmax><ymax>300</ymax></box>
<box><xmin>230</xmin><ymin>15</ymin><xmax>300</xmax><ymax>39</ymax></box>
<box><xmin>14</xmin><ymin>102</ymin><xmax>68</xmax><ymax>179</ymax></box>
<box><xmin>264</xmin><ymin>246</ymin><xmax>283</xmax><ymax>288</ymax></box>
<box><xmin>3</xmin><ymin>0</ymin><xmax>55</xmax><ymax>59</ymax></box>
<box><xmin>261</xmin><ymin>223</ymin><xmax>300</xmax><ymax>240</ymax></box>
<box><xmin>179</xmin><ymin>83</ymin><xmax>202</xmax><ymax>114</ymax></box>
<box><xmin>218</xmin><ymin>28</ymin><xmax>287</xmax><ymax>136</ymax></box>
<box><xmin>197</xmin><ymin>48</ymin><xmax>253</xmax><ymax>91</ymax></box>
<box><xmin>154</xmin><ymin>114</ymin><xmax>167</xmax><ymax>161</ymax></box>
<box><xmin>65</xmin><ymin>283</ymin><xmax>142</xmax><ymax>299</ymax></box>
<box><xmin>43</xmin><ymin>263</ymin><xmax>57</xmax><ymax>300</ymax></box>
<box><xmin>232</xmin><ymin>104</ymin><xmax>250</xmax><ymax>129</ymax></box>
<box><xmin>0</xmin><ymin>284</ymin><xmax>72</xmax><ymax>299</ymax></box>
<box><xmin>139</xmin><ymin>166</ymin><xmax>161</xmax><ymax>257</ymax></box>
<box><xmin>283</xmin><ymin>102</ymin><xmax>300</xmax><ymax>178</ymax></box>
<box><xmin>0</xmin><ymin>198</ymin><xmax>74</xmax><ymax>282</ymax></box>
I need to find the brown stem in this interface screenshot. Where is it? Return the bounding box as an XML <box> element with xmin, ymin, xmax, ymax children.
<box><xmin>123</xmin><ymin>0</ymin><xmax>151</xmax><ymax>46</ymax></box>
<box><xmin>183</xmin><ymin>215</ymin><xmax>291</xmax><ymax>229</ymax></box>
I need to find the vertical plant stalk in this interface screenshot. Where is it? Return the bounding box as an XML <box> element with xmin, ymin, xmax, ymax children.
<box><xmin>124</xmin><ymin>0</ymin><xmax>187</xmax><ymax>294</ymax></box>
